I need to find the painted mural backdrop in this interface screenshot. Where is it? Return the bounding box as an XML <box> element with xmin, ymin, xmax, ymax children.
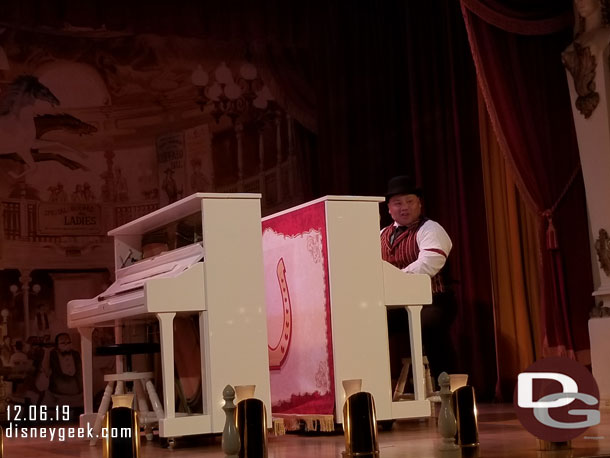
<box><xmin>185</xmin><ymin>124</ymin><xmax>213</xmax><ymax>194</ymax></box>
<box><xmin>0</xmin><ymin>24</ymin><xmax>300</xmax><ymax>418</ymax></box>
<box><xmin>156</xmin><ymin>132</ymin><xmax>186</xmax><ymax>206</ymax></box>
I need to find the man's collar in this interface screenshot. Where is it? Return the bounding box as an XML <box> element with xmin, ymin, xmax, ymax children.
<box><xmin>393</xmin><ymin>218</ymin><xmax>423</xmax><ymax>230</ymax></box>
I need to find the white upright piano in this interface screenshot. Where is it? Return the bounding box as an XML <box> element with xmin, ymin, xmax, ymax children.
<box><xmin>262</xmin><ymin>195</ymin><xmax>432</xmax><ymax>426</ymax></box>
<box><xmin>68</xmin><ymin>193</ymin><xmax>271</xmax><ymax>438</ymax></box>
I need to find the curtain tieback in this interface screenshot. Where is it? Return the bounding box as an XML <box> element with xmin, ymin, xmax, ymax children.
<box><xmin>542</xmin><ymin>210</ymin><xmax>558</xmax><ymax>251</ymax></box>
<box><xmin>541</xmin><ymin>164</ymin><xmax>581</xmax><ymax>251</ymax></box>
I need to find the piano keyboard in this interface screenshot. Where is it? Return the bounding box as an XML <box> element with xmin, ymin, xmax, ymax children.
<box><xmin>68</xmin><ymin>242</ymin><xmax>205</xmax><ymax>325</ymax></box>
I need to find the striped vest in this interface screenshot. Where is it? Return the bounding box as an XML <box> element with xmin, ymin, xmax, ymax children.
<box><xmin>380</xmin><ymin>218</ymin><xmax>444</xmax><ymax>294</ymax></box>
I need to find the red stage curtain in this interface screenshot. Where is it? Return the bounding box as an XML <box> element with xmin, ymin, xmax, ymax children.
<box><xmin>461</xmin><ymin>0</ymin><xmax>594</xmax><ymax>358</ymax></box>
<box><xmin>307</xmin><ymin>1</ymin><xmax>497</xmax><ymax>399</ymax></box>
<box><xmin>461</xmin><ymin>0</ymin><xmax>572</xmax><ymax>35</ymax></box>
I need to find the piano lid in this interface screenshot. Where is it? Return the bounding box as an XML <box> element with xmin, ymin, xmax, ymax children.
<box><xmin>99</xmin><ymin>242</ymin><xmax>204</xmax><ymax>301</ymax></box>
<box><xmin>108</xmin><ymin>193</ymin><xmax>261</xmax><ymax>237</ymax></box>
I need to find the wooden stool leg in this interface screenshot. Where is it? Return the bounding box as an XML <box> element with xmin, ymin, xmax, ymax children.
<box><xmin>393</xmin><ymin>358</ymin><xmax>411</xmax><ymax>401</ymax></box>
<box><xmin>90</xmin><ymin>381</ymin><xmax>115</xmax><ymax>446</ymax></box>
<box><xmin>145</xmin><ymin>379</ymin><xmax>165</xmax><ymax>420</ymax></box>
<box><xmin>115</xmin><ymin>380</ymin><xmax>124</xmax><ymax>395</ymax></box>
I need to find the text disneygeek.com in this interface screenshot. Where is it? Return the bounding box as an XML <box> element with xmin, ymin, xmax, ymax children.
<box><xmin>4</xmin><ymin>424</ymin><xmax>132</xmax><ymax>441</ymax></box>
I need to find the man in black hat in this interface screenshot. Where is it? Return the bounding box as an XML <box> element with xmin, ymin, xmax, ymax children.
<box><xmin>381</xmin><ymin>175</ymin><xmax>457</xmax><ymax>389</ymax></box>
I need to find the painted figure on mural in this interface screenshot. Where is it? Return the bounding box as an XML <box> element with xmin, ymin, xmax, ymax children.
<box><xmin>190</xmin><ymin>158</ymin><xmax>210</xmax><ymax>192</ymax></box>
<box><xmin>47</xmin><ymin>183</ymin><xmax>68</xmax><ymax>202</ymax></box>
<box><xmin>71</xmin><ymin>184</ymin><xmax>85</xmax><ymax>202</ymax></box>
<box><xmin>100</xmin><ymin>169</ymin><xmax>115</xmax><ymax>202</ymax></box>
<box><xmin>162</xmin><ymin>167</ymin><xmax>180</xmax><ymax>203</ymax></box>
<box><xmin>0</xmin><ymin>336</ymin><xmax>13</xmax><ymax>366</ymax></box>
<box><xmin>9</xmin><ymin>339</ymin><xmax>39</xmax><ymax>403</ymax></box>
<box><xmin>41</xmin><ymin>332</ymin><xmax>82</xmax><ymax>406</ymax></box>
<box><xmin>562</xmin><ymin>0</ymin><xmax>610</xmax><ymax>118</ymax></box>
<box><xmin>83</xmin><ymin>182</ymin><xmax>96</xmax><ymax>202</ymax></box>
<box><xmin>114</xmin><ymin>167</ymin><xmax>129</xmax><ymax>201</ymax></box>
<box><xmin>26</xmin><ymin>336</ymin><xmax>46</xmax><ymax>371</ymax></box>
<box><xmin>35</xmin><ymin>303</ymin><xmax>50</xmax><ymax>336</ymax></box>
<box><xmin>9</xmin><ymin>340</ymin><xmax>28</xmax><ymax>367</ymax></box>
<box><xmin>47</xmin><ymin>185</ymin><xmax>57</xmax><ymax>202</ymax></box>
<box><xmin>55</xmin><ymin>182</ymin><xmax>68</xmax><ymax>202</ymax></box>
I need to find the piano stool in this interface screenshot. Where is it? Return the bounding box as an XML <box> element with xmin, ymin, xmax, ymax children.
<box><xmin>90</xmin><ymin>343</ymin><xmax>162</xmax><ymax>446</ymax></box>
<box><xmin>392</xmin><ymin>356</ymin><xmax>435</xmax><ymax>403</ymax></box>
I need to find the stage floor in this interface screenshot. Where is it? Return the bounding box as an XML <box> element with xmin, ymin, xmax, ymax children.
<box><xmin>4</xmin><ymin>404</ymin><xmax>609</xmax><ymax>457</ymax></box>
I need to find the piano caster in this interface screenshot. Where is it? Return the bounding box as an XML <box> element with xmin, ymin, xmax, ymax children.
<box><xmin>161</xmin><ymin>437</ymin><xmax>176</xmax><ymax>449</ymax></box>
<box><xmin>378</xmin><ymin>419</ymin><xmax>395</xmax><ymax>431</ymax></box>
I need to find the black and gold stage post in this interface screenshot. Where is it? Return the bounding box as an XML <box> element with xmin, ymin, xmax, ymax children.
<box><xmin>103</xmin><ymin>394</ymin><xmax>140</xmax><ymax>458</ymax></box>
<box><xmin>235</xmin><ymin>397</ymin><xmax>268</xmax><ymax>458</ymax></box>
<box><xmin>452</xmin><ymin>385</ymin><xmax>479</xmax><ymax>447</ymax></box>
<box><xmin>342</xmin><ymin>392</ymin><xmax>379</xmax><ymax>457</ymax></box>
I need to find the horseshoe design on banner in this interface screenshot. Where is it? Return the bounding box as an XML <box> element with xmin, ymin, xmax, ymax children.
<box><xmin>268</xmin><ymin>257</ymin><xmax>293</xmax><ymax>369</ymax></box>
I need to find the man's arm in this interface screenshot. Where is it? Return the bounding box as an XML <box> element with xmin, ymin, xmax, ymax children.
<box><xmin>402</xmin><ymin>220</ymin><xmax>452</xmax><ymax>277</ymax></box>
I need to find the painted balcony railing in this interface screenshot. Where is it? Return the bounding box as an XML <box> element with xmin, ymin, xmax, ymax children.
<box><xmin>1</xmin><ymin>199</ymin><xmax>158</xmax><ymax>243</ymax></box>
<box><xmin>2</xmin><ymin>158</ymin><xmax>300</xmax><ymax>242</ymax></box>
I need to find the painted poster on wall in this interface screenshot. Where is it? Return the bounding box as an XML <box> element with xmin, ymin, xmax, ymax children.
<box><xmin>156</xmin><ymin>132</ymin><xmax>186</xmax><ymax>206</ymax></box>
<box><xmin>262</xmin><ymin>201</ymin><xmax>335</xmax><ymax>431</ymax></box>
<box><xmin>37</xmin><ymin>203</ymin><xmax>103</xmax><ymax>235</ymax></box>
<box><xmin>185</xmin><ymin>124</ymin><xmax>214</xmax><ymax>194</ymax></box>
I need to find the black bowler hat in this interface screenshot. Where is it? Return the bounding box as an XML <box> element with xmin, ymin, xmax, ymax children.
<box><xmin>385</xmin><ymin>175</ymin><xmax>422</xmax><ymax>202</ymax></box>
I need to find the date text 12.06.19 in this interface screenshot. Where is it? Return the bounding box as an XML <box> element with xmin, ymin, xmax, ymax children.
<box><xmin>7</xmin><ymin>405</ymin><xmax>70</xmax><ymax>422</ymax></box>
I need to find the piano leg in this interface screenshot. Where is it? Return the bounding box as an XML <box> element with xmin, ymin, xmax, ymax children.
<box><xmin>157</xmin><ymin>312</ymin><xmax>176</xmax><ymax>421</ymax></box>
<box><xmin>78</xmin><ymin>327</ymin><xmax>97</xmax><ymax>429</ymax></box>
<box><xmin>198</xmin><ymin>311</ymin><xmax>209</xmax><ymax>416</ymax></box>
<box><xmin>405</xmin><ymin>305</ymin><xmax>426</xmax><ymax>401</ymax></box>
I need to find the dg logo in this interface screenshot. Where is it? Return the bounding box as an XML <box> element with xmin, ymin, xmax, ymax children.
<box><xmin>513</xmin><ymin>356</ymin><xmax>600</xmax><ymax>442</ymax></box>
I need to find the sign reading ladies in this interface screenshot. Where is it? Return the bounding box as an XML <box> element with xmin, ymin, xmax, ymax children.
<box><xmin>514</xmin><ymin>356</ymin><xmax>600</xmax><ymax>442</ymax></box>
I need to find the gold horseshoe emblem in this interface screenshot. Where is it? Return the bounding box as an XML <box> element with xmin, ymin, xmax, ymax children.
<box><xmin>268</xmin><ymin>257</ymin><xmax>292</xmax><ymax>369</ymax></box>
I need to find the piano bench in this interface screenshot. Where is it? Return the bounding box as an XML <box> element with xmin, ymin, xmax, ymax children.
<box><xmin>91</xmin><ymin>343</ymin><xmax>162</xmax><ymax>446</ymax></box>
<box><xmin>95</xmin><ymin>342</ymin><xmax>161</xmax><ymax>372</ymax></box>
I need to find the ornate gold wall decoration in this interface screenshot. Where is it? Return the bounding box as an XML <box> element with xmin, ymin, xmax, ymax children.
<box><xmin>595</xmin><ymin>228</ymin><xmax>610</xmax><ymax>276</ymax></box>
<box><xmin>562</xmin><ymin>42</ymin><xmax>599</xmax><ymax>118</ymax></box>
<box><xmin>590</xmin><ymin>301</ymin><xmax>610</xmax><ymax>317</ymax></box>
